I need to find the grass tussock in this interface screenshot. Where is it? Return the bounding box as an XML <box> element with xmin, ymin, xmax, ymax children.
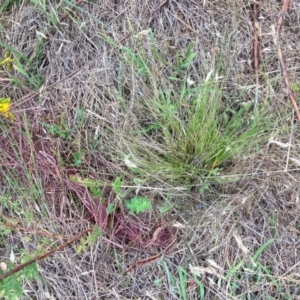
<box><xmin>1</xmin><ymin>0</ymin><xmax>300</xmax><ymax>299</ymax></box>
<box><xmin>97</xmin><ymin>33</ymin><xmax>276</xmax><ymax>189</ymax></box>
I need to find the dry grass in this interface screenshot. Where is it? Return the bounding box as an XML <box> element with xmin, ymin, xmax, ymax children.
<box><xmin>1</xmin><ymin>0</ymin><xmax>300</xmax><ymax>299</ymax></box>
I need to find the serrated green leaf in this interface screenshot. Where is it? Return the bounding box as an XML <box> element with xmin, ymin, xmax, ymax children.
<box><xmin>112</xmin><ymin>177</ymin><xmax>123</xmax><ymax>194</ymax></box>
<box><xmin>125</xmin><ymin>196</ymin><xmax>152</xmax><ymax>214</ymax></box>
<box><xmin>106</xmin><ymin>203</ymin><xmax>116</xmax><ymax>214</ymax></box>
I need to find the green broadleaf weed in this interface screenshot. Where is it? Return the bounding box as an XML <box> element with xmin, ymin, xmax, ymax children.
<box><xmin>125</xmin><ymin>196</ymin><xmax>152</xmax><ymax>214</ymax></box>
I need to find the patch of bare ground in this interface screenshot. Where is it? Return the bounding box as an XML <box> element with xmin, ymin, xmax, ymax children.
<box><xmin>1</xmin><ymin>0</ymin><xmax>300</xmax><ymax>299</ymax></box>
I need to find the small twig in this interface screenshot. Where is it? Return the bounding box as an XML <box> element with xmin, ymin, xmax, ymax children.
<box><xmin>276</xmin><ymin>0</ymin><xmax>300</xmax><ymax>123</ymax></box>
<box><xmin>285</xmin><ymin>112</ymin><xmax>294</xmax><ymax>171</ymax></box>
<box><xmin>0</xmin><ymin>227</ymin><xmax>92</xmax><ymax>282</ymax></box>
<box><xmin>151</xmin><ymin>0</ymin><xmax>169</xmax><ymax>17</ymax></box>
<box><xmin>123</xmin><ymin>236</ymin><xmax>177</xmax><ymax>275</ymax></box>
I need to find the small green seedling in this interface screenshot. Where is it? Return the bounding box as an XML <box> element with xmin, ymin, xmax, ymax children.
<box><xmin>125</xmin><ymin>196</ymin><xmax>152</xmax><ymax>214</ymax></box>
<box><xmin>291</xmin><ymin>82</ymin><xmax>300</xmax><ymax>93</ymax></box>
<box><xmin>89</xmin><ymin>185</ymin><xmax>104</xmax><ymax>198</ymax></box>
<box><xmin>170</xmin><ymin>41</ymin><xmax>196</xmax><ymax>80</ymax></box>
<box><xmin>42</xmin><ymin>123</ymin><xmax>70</xmax><ymax>139</ymax></box>
<box><xmin>112</xmin><ymin>177</ymin><xmax>123</xmax><ymax>194</ymax></box>
<box><xmin>106</xmin><ymin>203</ymin><xmax>116</xmax><ymax>214</ymax></box>
<box><xmin>76</xmin><ymin>225</ymin><xmax>102</xmax><ymax>253</ymax></box>
<box><xmin>72</xmin><ymin>150</ymin><xmax>84</xmax><ymax>167</ymax></box>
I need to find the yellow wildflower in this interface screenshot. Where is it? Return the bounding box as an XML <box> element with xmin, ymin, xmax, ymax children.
<box><xmin>0</xmin><ymin>97</ymin><xmax>16</xmax><ymax>122</ymax></box>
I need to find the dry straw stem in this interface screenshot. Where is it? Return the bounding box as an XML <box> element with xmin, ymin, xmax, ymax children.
<box><xmin>150</xmin><ymin>0</ymin><xmax>168</xmax><ymax>16</ymax></box>
<box><xmin>276</xmin><ymin>0</ymin><xmax>300</xmax><ymax>123</ymax></box>
<box><xmin>123</xmin><ymin>235</ymin><xmax>177</xmax><ymax>274</ymax></box>
<box><xmin>252</xmin><ymin>2</ymin><xmax>261</xmax><ymax>105</ymax></box>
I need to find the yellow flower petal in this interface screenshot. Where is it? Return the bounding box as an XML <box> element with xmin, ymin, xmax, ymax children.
<box><xmin>0</xmin><ymin>97</ymin><xmax>15</xmax><ymax>122</ymax></box>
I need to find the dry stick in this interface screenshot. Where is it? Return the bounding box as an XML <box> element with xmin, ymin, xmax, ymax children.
<box><xmin>151</xmin><ymin>0</ymin><xmax>168</xmax><ymax>16</ymax></box>
<box><xmin>253</xmin><ymin>2</ymin><xmax>260</xmax><ymax>105</ymax></box>
<box><xmin>0</xmin><ymin>227</ymin><xmax>92</xmax><ymax>282</ymax></box>
<box><xmin>276</xmin><ymin>0</ymin><xmax>300</xmax><ymax>123</ymax></box>
<box><xmin>123</xmin><ymin>236</ymin><xmax>177</xmax><ymax>275</ymax></box>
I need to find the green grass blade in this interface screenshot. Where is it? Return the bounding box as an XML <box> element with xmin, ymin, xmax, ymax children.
<box><xmin>0</xmin><ymin>41</ymin><xmax>30</xmax><ymax>63</ymax></box>
<box><xmin>225</xmin><ymin>259</ymin><xmax>244</xmax><ymax>280</ymax></box>
<box><xmin>178</xmin><ymin>266</ymin><xmax>188</xmax><ymax>300</ymax></box>
<box><xmin>193</xmin><ymin>276</ymin><xmax>205</xmax><ymax>299</ymax></box>
<box><xmin>252</xmin><ymin>239</ymin><xmax>274</xmax><ymax>261</ymax></box>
